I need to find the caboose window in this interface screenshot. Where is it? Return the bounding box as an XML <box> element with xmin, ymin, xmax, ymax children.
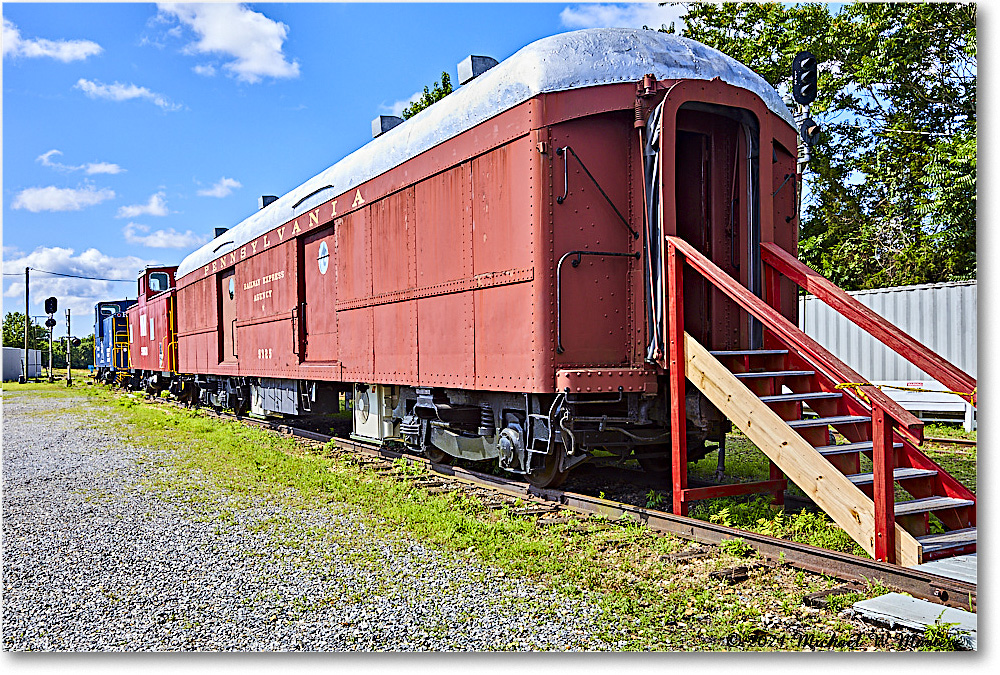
<box><xmin>149</xmin><ymin>272</ymin><xmax>169</xmax><ymax>293</ymax></box>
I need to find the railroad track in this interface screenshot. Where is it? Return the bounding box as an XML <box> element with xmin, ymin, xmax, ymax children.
<box><xmin>141</xmin><ymin>396</ymin><xmax>977</xmax><ymax>613</ymax></box>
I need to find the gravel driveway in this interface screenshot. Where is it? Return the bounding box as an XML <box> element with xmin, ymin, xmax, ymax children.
<box><xmin>3</xmin><ymin>392</ymin><xmax>621</xmax><ymax>651</ymax></box>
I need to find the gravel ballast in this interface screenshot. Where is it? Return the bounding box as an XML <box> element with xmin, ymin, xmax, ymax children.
<box><xmin>2</xmin><ymin>392</ymin><xmax>621</xmax><ymax>651</ymax></box>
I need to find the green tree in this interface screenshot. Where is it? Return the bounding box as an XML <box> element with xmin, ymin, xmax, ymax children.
<box><xmin>669</xmin><ymin>2</ymin><xmax>975</xmax><ymax>289</ymax></box>
<box><xmin>3</xmin><ymin>312</ymin><xmax>95</xmax><ymax>369</ymax></box>
<box><xmin>2</xmin><ymin>312</ymin><xmax>47</xmax><ymax>350</ymax></box>
<box><xmin>401</xmin><ymin>71</ymin><xmax>453</xmax><ymax>119</ymax></box>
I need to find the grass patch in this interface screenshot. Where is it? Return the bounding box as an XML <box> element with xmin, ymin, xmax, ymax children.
<box><xmin>9</xmin><ymin>381</ymin><xmax>946</xmax><ymax>651</ymax></box>
<box><xmin>694</xmin><ymin>497</ymin><xmax>867</xmax><ymax>557</ymax></box>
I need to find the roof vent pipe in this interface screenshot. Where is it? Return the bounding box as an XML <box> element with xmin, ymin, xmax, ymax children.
<box><xmin>214</xmin><ymin>227</ymin><xmax>229</xmax><ymax>238</ymax></box>
<box><xmin>457</xmin><ymin>55</ymin><xmax>498</xmax><ymax>85</ymax></box>
<box><xmin>372</xmin><ymin>115</ymin><xmax>404</xmax><ymax>138</ymax></box>
<box><xmin>259</xmin><ymin>195</ymin><xmax>278</xmax><ymax>209</ymax></box>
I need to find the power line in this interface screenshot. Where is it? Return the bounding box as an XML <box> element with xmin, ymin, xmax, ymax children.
<box><xmin>2</xmin><ymin>267</ymin><xmax>133</xmax><ymax>282</ymax></box>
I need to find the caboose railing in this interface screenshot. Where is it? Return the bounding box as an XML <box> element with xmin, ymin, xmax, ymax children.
<box><xmin>759</xmin><ymin>242</ymin><xmax>977</xmax><ymax>407</ymax></box>
<box><xmin>664</xmin><ymin>236</ymin><xmax>925</xmax><ymax>562</ymax></box>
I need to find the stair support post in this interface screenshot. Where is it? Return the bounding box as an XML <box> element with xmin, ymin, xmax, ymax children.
<box><xmin>667</xmin><ymin>242</ymin><xmax>689</xmax><ymax>516</ymax></box>
<box><xmin>872</xmin><ymin>407</ymin><xmax>896</xmax><ymax>563</ymax></box>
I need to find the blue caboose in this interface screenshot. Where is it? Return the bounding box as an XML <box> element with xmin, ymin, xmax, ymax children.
<box><xmin>94</xmin><ymin>299</ymin><xmax>136</xmax><ymax>384</ymax></box>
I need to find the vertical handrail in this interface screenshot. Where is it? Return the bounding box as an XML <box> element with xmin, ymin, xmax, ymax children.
<box><xmin>872</xmin><ymin>408</ymin><xmax>896</xmax><ymax>562</ymax></box>
<box><xmin>666</xmin><ymin>242</ymin><xmax>688</xmax><ymax>515</ymax></box>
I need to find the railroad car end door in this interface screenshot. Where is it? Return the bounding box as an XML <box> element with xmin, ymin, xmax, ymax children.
<box><xmin>219</xmin><ymin>268</ymin><xmax>238</xmax><ymax>363</ymax></box>
<box><xmin>649</xmin><ymin>83</ymin><xmax>764</xmax><ymax>358</ymax></box>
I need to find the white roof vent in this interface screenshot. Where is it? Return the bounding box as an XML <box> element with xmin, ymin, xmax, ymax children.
<box><xmin>372</xmin><ymin>115</ymin><xmax>404</xmax><ymax>138</ymax></box>
<box><xmin>458</xmin><ymin>55</ymin><xmax>498</xmax><ymax>85</ymax></box>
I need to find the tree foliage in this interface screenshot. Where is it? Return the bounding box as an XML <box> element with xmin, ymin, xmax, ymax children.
<box><xmin>668</xmin><ymin>2</ymin><xmax>975</xmax><ymax>289</ymax></box>
<box><xmin>3</xmin><ymin>312</ymin><xmax>47</xmax><ymax>351</ymax></box>
<box><xmin>2</xmin><ymin>312</ymin><xmax>94</xmax><ymax>368</ymax></box>
<box><xmin>401</xmin><ymin>71</ymin><xmax>453</xmax><ymax>119</ymax></box>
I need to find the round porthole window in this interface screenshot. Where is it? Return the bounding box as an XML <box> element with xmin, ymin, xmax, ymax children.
<box><xmin>228</xmin><ymin>277</ymin><xmax>235</xmax><ymax>300</ymax></box>
<box><xmin>318</xmin><ymin>241</ymin><xmax>330</xmax><ymax>275</ymax></box>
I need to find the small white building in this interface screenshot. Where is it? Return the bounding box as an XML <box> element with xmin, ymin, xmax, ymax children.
<box><xmin>2</xmin><ymin>347</ymin><xmax>42</xmax><ymax>381</ymax></box>
<box><xmin>800</xmin><ymin>280</ymin><xmax>976</xmax><ymax>430</ymax></box>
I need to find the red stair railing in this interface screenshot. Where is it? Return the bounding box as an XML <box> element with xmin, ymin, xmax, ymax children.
<box><xmin>760</xmin><ymin>242</ymin><xmax>976</xmax><ymax>407</ymax></box>
<box><xmin>665</xmin><ymin>236</ymin><xmax>924</xmax><ymax>562</ymax></box>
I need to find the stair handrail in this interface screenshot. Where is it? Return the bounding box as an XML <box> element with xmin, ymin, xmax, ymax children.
<box><xmin>664</xmin><ymin>236</ymin><xmax>923</xmax><ymax>442</ymax></box>
<box><xmin>761</xmin><ymin>242</ymin><xmax>976</xmax><ymax>407</ymax></box>
<box><xmin>666</xmin><ymin>236</ymin><xmax>916</xmax><ymax>562</ymax></box>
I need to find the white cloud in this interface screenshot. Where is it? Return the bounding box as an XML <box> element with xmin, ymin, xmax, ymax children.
<box><xmin>380</xmin><ymin>90</ymin><xmax>422</xmax><ymax>118</ymax></box>
<box><xmin>117</xmin><ymin>192</ymin><xmax>169</xmax><ymax>218</ymax></box>
<box><xmin>197</xmin><ymin>177</ymin><xmax>241</xmax><ymax>198</ymax></box>
<box><xmin>158</xmin><ymin>3</ymin><xmax>300</xmax><ymax>84</ymax></box>
<box><xmin>122</xmin><ymin>223</ymin><xmax>209</xmax><ymax>249</ymax></box>
<box><xmin>36</xmin><ymin>149</ymin><xmax>124</xmax><ymax>175</ymax></box>
<box><xmin>84</xmin><ymin>162</ymin><xmax>124</xmax><ymax>175</ymax></box>
<box><xmin>75</xmin><ymin>78</ymin><xmax>181</xmax><ymax>111</ymax></box>
<box><xmin>192</xmin><ymin>63</ymin><xmax>216</xmax><ymax>77</ymax></box>
<box><xmin>3</xmin><ymin>18</ymin><xmax>103</xmax><ymax>62</ymax></box>
<box><xmin>11</xmin><ymin>185</ymin><xmax>115</xmax><ymax>212</ymax></box>
<box><xmin>559</xmin><ymin>4</ymin><xmax>685</xmax><ymax>31</ymax></box>
<box><xmin>2</xmin><ymin>246</ymin><xmax>156</xmax><ymax>326</ymax></box>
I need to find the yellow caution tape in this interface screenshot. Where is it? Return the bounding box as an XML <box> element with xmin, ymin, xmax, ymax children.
<box><xmin>835</xmin><ymin>382</ymin><xmax>976</xmax><ymax>406</ymax></box>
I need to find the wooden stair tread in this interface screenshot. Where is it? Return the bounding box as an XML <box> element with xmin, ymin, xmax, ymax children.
<box><xmin>816</xmin><ymin>440</ymin><xmax>903</xmax><ymax>456</ymax></box>
<box><xmin>846</xmin><ymin>467</ymin><xmax>938</xmax><ymax>486</ymax></box>
<box><xmin>759</xmin><ymin>391</ymin><xmax>842</xmax><ymax>403</ymax></box>
<box><xmin>787</xmin><ymin>415</ymin><xmax>870</xmax><ymax>429</ymax></box>
<box><xmin>895</xmin><ymin>496</ymin><xmax>975</xmax><ymax>517</ymax></box>
<box><xmin>709</xmin><ymin>349</ymin><xmax>788</xmax><ymax>356</ymax></box>
<box><xmin>915</xmin><ymin>527</ymin><xmax>977</xmax><ymax>552</ymax></box>
<box><xmin>733</xmin><ymin>369</ymin><xmax>814</xmax><ymax>379</ymax></box>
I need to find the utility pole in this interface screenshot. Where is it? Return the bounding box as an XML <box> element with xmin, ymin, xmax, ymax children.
<box><xmin>66</xmin><ymin>308</ymin><xmax>72</xmax><ymax>386</ymax></box>
<box><xmin>23</xmin><ymin>267</ymin><xmax>29</xmax><ymax>382</ymax></box>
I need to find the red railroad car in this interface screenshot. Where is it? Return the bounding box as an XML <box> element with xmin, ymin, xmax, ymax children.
<box><xmin>125</xmin><ymin>265</ymin><xmax>179</xmax><ymax>392</ymax></box>
<box><xmin>169</xmin><ymin>29</ymin><xmax>800</xmax><ymax>486</ymax></box>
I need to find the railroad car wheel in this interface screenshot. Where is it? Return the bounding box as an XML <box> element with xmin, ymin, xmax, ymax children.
<box><xmin>423</xmin><ymin>444</ymin><xmax>452</xmax><ymax>465</ymax></box>
<box><xmin>525</xmin><ymin>449</ymin><xmax>568</xmax><ymax>489</ymax></box>
<box><xmin>634</xmin><ymin>432</ymin><xmax>710</xmax><ymax>475</ymax></box>
<box><xmin>634</xmin><ymin>446</ymin><xmax>672</xmax><ymax>477</ymax></box>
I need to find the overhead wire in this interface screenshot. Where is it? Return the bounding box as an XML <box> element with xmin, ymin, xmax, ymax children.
<box><xmin>2</xmin><ymin>267</ymin><xmax>133</xmax><ymax>282</ymax></box>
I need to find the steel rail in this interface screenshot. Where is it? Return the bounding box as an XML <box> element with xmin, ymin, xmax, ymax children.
<box><xmin>136</xmin><ymin>398</ymin><xmax>977</xmax><ymax>613</ymax></box>
<box><xmin>302</xmin><ymin>428</ymin><xmax>977</xmax><ymax>613</ymax></box>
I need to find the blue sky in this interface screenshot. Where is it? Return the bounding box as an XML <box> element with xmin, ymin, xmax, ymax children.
<box><xmin>2</xmin><ymin>2</ymin><xmax>689</xmax><ymax>330</ymax></box>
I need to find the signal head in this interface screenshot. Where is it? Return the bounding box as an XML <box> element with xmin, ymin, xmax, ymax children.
<box><xmin>792</xmin><ymin>51</ymin><xmax>818</xmax><ymax>106</ymax></box>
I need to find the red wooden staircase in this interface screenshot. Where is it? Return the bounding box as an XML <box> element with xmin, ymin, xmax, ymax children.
<box><xmin>661</xmin><ymin>237</ymin><xmax>976</xmax><ymax>566</ymax></box>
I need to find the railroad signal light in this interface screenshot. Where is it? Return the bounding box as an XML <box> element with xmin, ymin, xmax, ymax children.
<box><xmin>45</xmin><ymin>317</ymin><xmax>57</xmax><ymax>329</ymax></box>
<box><xmin>799</xmin><ymin>117</ymin><xmax>821</xmax><ymax>146</ymax></box>
<box><xmin>45</xmin><ymin>296</ymin><xmax>58</xmax><ymax>315</ymax></box>
<box><xmin>792</xmin><ymin>51</ymin><xmax>818</xmax><ymax>105</ymax></box>
<box><xmin>69</xmin><ymin>337</ymin><xmax>81</xmax><ymax>347</ymax></box>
